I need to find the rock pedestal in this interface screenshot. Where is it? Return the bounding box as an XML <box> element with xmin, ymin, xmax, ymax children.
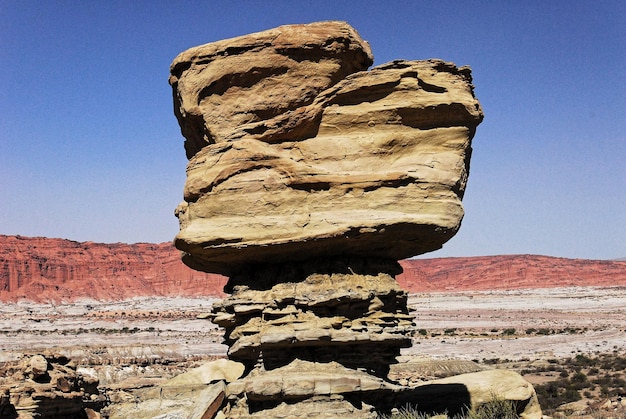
<box><xmin>213</xmin><ymin>260</ymin><xmax>414</xmax><ymax>417</ymax></box>
<box><xmin>212</xmin><ymin>259</ymin><xmax>412</xmax><ymax>377</ymax></box>
<box><xmin>169</xmin><ymin>21</ymin><xmax>485</xmax><ymax>417</ymax></box>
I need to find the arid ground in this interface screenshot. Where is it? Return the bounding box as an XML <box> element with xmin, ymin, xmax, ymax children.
<box><xmin>1</xmin><ymin>286</ymin><xmax>625</xmax><ymax>416</ymax></box>
<box><xmin>3</xmin><ymin>286</ymin><xmax>623</xmax><ymax>361</ymax></box>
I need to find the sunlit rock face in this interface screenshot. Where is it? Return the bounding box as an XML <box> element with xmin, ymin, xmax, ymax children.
<box><xmin>170</xmin><ymin>20</ymin><xmax>484</xmax><ymax>418</ymax></box>
<box><xmin>170</xmin><ymin>22</ymin><xmax>482</xmax><ymax>277</ymax></box>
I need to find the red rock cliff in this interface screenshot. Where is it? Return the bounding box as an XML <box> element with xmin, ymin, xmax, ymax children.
<box><xmin>1</xmin><ymin>235</ymin><xmax>625</xmax><ymax>302</ymax></box>
<box><xmin>0</xmin><ymin>235</ymin><xmax>227</xmax><ymax>302</ymax></box>
<box><xmin>398</xmin><ymin>255</ymin><xmax>626</xmax><ymax>292</ymax></box>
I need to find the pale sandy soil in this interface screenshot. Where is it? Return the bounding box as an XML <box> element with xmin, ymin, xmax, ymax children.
<box><xmin>404</xmin><ymin>286</ymin><xmax>626</xmax><ymax>361</ymax></box>
<box><xmin>1</xmin><ymin>286</ymin><xmax>625</xmax><ymax>364</ymax></box>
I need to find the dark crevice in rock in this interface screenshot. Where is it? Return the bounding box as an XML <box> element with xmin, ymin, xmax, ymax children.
<box><xmin>418</xmin><ymin>78</ymin><xmax>448</xmax><ymax>93</ymax></box>
<box><xmin>226</xmin><ymin>257</ymin><xmax>402</xmax><ymax>291</ymax></box>
<box><xmin>197</xmin><ymin>66</ymin><xmax>289</xmax><ymax>102</ymax></box>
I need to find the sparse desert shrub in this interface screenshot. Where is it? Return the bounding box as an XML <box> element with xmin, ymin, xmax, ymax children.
<box><xmin>385</xmin><ymin>404</ymin><xmax>430</xmax><ymax>418</ymax></box>
<box><xmin>384</xmin><ymin>395</ymin><xmax>519</xmax><ymax>418</ymax></box>
<box><xmin>466</xmin><ymin>397</ymin><xmax>518</xmax><ymax>419</ymax></box>
<box><xmin>573</xmin><ymin>354</ymin><xmax>594</xmax><ymax>367</ymax></box>
<box><xmin>502</xmin><ymin>328</ymin><xmax>516</xmax><ymax>336</ymax></box>
<box><xmin>534</xmin><ymin>377</ymin><xmax>582</xmax><ymax>411</ymax></box>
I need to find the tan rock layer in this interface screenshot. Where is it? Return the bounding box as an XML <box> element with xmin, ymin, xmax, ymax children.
<box><xmin>211</xmin><ymin>267</ymin><xmax>413</xmax><ymax>376</ymax></box>
<box><xmin>169</xmin><ymin>20</ymin><xmax>373</xmax><ymax>158</ymax></box>
<box><xmin>170</xmin><ymin>21</ymin><xmax>483</xmax><ymax>275</ymax></box>
<box><xmin>0</xmin><ymin>353</ymin><xmax>102</xmax><ymax>418</ymax></box>
<box><xmin>223</xmin><ymin>360</ymin><xmax>542</xmax><ymax>418</ymax></box>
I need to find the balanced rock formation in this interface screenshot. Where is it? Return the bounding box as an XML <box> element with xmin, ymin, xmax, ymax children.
<box><xmin>168</xmin><ymin>20</ymin><xmax>486</xmax><ymax>417</ymax></box>
<box><xmin>170</xmin><ymin>21</ymin><xmax>483</xmax><ymax>276</ymax></box>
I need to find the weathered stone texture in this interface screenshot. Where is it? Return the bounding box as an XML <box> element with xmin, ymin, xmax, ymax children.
<box><xmin>212</xmin><ymin>262</ymin><xmax>413</xmax><ymax>376</ymax></box>
<box><xmin>105</xmin><ymin>359</ymin><xmax>245</xmax><ymax>419</ymax></box>
<box><xmin>169</xmin><ymin>20</ymin><xmax>373</xmax><ymax>158</ymax></box>
<box><xmin>2</xmin><ymin>234</ymin><xmax>625</xmax><ymax>303</ymax></box>
<box><xmin>170</xmin><ymin>21</ymin><xmax>483</xmax><ymax>276</ymax></box>
<box><xmin>169</xmin><ymin>20</ymin><xmax>489</xmax><ymax>418</ymax></box>
<box><xmin>0</xmin><ymin>353</ymin><xmax>102</xmax><ymax>418</ymax></box>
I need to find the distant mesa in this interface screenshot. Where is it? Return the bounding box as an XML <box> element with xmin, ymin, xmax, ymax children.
<box><xmin>2</xmin><ymin>235</ymin><xmax>625</xmax><ymax>303</ymax></box>
<box><xmin>0</xmin><ymin>234</ymin><xmax>226</xmax><ymax>303</ymax></box>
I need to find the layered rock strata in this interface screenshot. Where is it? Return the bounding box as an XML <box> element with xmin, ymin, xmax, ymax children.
<box><xmin>0</xmin><ymin>234</ymin><xmax>226</xmax><ymax>302</ymax></box>
<box><xmin>212</xmin><ymin>259</ymin><xmax>413</xmax><ymax>377</ymax></box>
<box><xmin>169</xmin><ymin>21</ymin><xmax>485</xmax><ymax>417</ymax></box>
<box><xmin>169</xmin><ymin>21</ymin><xmax>483</xmax><ymax>276</ymax></box>
<box><xmin>2</xmin><ymin>234</ymin><xmax>626</xmax><ymax>303</ymax></box>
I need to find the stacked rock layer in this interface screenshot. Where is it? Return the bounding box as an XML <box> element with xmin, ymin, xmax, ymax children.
<box><xmin>212</xmin><ymin>259</ymin><xmax>414</xmax><ymax>377</ymax></box>
<box><xmin>169</xmin><ymin>21</ymin><xmax>483</xmax><ymax>417</ymax></box>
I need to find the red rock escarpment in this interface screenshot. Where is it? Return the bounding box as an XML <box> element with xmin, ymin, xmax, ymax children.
<box><xmin>1</xmin><ymin>235</ymin><xmax>625</xmax><ymax>302</ymax></box>
<box><xmin>398</xmin><ymin>255</ymin><xmax>626</xmax><ymax>292</ymax></box>
<box><xmin>0</xmin><ymin>235</ymin><xmax>226</xmax><ymax>302</ymax></box>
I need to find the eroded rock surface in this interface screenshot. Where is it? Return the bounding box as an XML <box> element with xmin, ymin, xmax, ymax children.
<box><xmin>104</xmin><ymin>359</ymin><xmax>244</xmax><ymax>419</ymax></box>
<box><xmin>4</xmin><ymin>234</ymin><xmax>624</xmax><ymax>303</ymax></box>
<box><xmin>169</xmin><ymin>20</ymin><xmax>486</xmax><ymax>418</ymax></box>
<box><xmin>0</xmin><ymin>353</ymin><xmax>102</xmax><ymax>418</ymax></box>
<box><xmin>0</xmin><ymin>235</ymin><xmax>226</xmax><ymax>302</ymax></box>
<box><xmin>170</xmin><ymin>21</ymin><xmax>483</xmax><ymax>276</ymax></box>
<box><xmin>211</xmin><ymin>260</ymin><xmax>413</xmax><ymax>376</ymax></box>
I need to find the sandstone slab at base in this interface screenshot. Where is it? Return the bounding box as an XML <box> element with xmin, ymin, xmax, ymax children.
<box><xmin>223</xmin><ymin>359</ymin><xmax>397</xmax><ymax>418</ymax></box>
<box><xmin>396</xmin><ymin>369</ymin><xmax>542</xmax><ymax>419</ymax></box>
<box><xmin>163</xmin><ymin>359</ymin><xmax>244</xmax><ymax>387</ymax></box>
<box><xmin>106</xmin><ymin>381</ymin><xmax>225</xmax><ymax>419</ymax></box>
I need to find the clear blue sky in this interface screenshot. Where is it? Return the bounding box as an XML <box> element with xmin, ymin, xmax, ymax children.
<box><xmin>1</xmin><ymin>1</ymin><xmax>624</xmax><ymax>260</ymax></box>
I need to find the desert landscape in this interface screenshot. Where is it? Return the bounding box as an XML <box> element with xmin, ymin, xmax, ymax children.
<box><xmin>2</xmin><ymin>20</ymin><xmax>625</xmax><ymax>419</ymax></box>
<box><xmin>2</xmin><ymin>235</ymin><xmax>626</xmax><ymax>417</ymax></box>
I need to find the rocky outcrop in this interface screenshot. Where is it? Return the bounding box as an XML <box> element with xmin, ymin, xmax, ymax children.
<box><xmin>169</xmin><ymin>21</ymin><xmax>483</xmax><ymax>276</ymax></box>
<box><xmin>2</xmin><ymin>235</ymin><xmax>625</xmax><ymax>303</ymax></box>
<box><xmin>211</xmin><ymin>261</ymin><xmax>414</xmax><ymax>376</ymax></box>
<box><xmin>169</xmin><ymin>21</ymin><xmax>484</xmax><ymax>417</ymax></box>
<box><xmin>104</xmin><ymin>359</ymin><xmax>245</xmax><ymax>419</ymax></box>
<box><xmin>0</xmin><ymin>353</ymin><xmax>102</xmax><ymax>418</ymax></box>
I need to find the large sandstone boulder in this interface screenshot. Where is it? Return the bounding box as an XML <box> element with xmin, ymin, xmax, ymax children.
<box><xmin>169</xmin><ymin>21</ymin><xmax>487</xmax><ymax>418</ymax></box>
<box><xmin>169</xmin><ymin>20</ymin><xmax>373</xmax><ymax>159</ymax></box>
<box><xmin>170</xmin><ymin>21</ymin><xmax>483</xmax><ymax>276</ymax></box>
<box><xmin>398</xmin><ymin>369</ymin><xmax>542</xmax><ymax>419</ymax></box>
